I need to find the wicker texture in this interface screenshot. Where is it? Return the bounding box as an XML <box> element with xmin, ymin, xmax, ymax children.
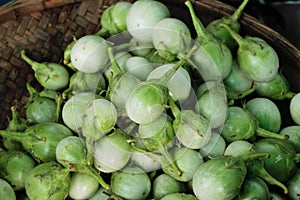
<box><xmin>0</xmin><ymin>0</ymin><xmax>129</xmax><ymax>129</ymax></box>
<box><xmin>0</xmin><ymin>0</ymin><xmax>300</xmax><ymax>130</ymax></box>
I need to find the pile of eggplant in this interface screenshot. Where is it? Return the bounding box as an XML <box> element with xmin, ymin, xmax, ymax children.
<box><xmin>0</xmin><ymin>0</ymin><xmax>299</xmax><ymax>199</ymax></box>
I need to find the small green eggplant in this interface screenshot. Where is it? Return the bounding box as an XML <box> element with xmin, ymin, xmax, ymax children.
<box><xmin>192</xmin><ymin>155</ymin><xmax>247</xmax><ymax>200</ymax></box>
<box><xmin>152</xmin><ymin>17</ymin><xmax>192</xmax><ymax>61</ymax></box>
<box><xmin>255</xmin><ymin>73</ymin><xmax>296</xmax><ymax>100</ymax></box>
<box><xmin>152</xmin><ymin>174</ymin><xmax>186</xmax><ymax>199</ymax></box>
<box><xmin>221</xmin><ymin>106</ymin><xmax>287</xmax><ymax>143</ymax></box>
<box><xmin>55</xmin><ymin>136</ymin><xmax>110</xmax><ymax>190</ymax></box>
<box><xmin>63</xmin><ymin>39</ymin><xmax>77</xmax><ymax>71</ymax></box>
<box><xmin>253</xmin><ymin>138</ymin><xmax>300</xmax><ymax>182</ymax></box>
<box><xmin>20</xmin><ymin>50</ymin><xmax>69</xmax><ymax>91</ymax></box>
<box><xmin>62</xmin><ymin>92</ymin><xmax>100</xmax><ymax>133</ymax></box>
<box><xmin>195</xmin><ymin>81</ymin><xmax>228</xmax><ymax>129</ymax></box>
<box><xmin>235</xmin><ymin>176</ymin><xmax>270</xmax><ymax>200</ymax></box>
<box><xmin>224</xmin><ymin>140</ymin><xmax>288</xmax><ymax>194</ymax></box>
<box><xmin>96</xmin><ymin>2</ymin><xmax>132</xmax><ymax>37</ymax></box>
<box><xmin>221</xmin><ymin>23</ymin><xmax>279</xmax><ymax>82</ymax></box>
<box><xmin>111</xmin><ymin>167</ymin><xmax>151</xmax><ymax>200</ymax></box>
<box><xmin>93</xmin><ymin>129</ymin><xmax>131</xmax><ymax>175</ymax></box>
<box><xmin>206</xmin><ymin>0</ymin><xmax>250</xmax><ymax>50</ymax></box>
<box><xmin>0</xmin><ymin>178</ymin><xmax>16</xmax><ymax>200</ymax></box>
<box><xmin>25</xmin><ymin>80</ymin><xmax>57</xmax><ymax>124</ymax></box>
<box><xmin>162</xmin><ymin>147</ymin><xmax>204</xmax><ymax>182</ymax></box>
<box><xmin>185</xmin><ymin>1</ymin><xmax>233</xmax><ymax>81</ymax></box>
<box><xmin>224</xmin><ymin>60</ymin><xmax>253</xmax><ymax>94</ymax></box>
<box><xmin>286</xmin><ymin>169</ymin><xmax>300</xmax><ymax>200</ymax></box>
<box><xmin>138</xmin><ymin>113</ymin><xmax>175</xmax><ymax>152</ymax></box>
<box><xmin>244</xmin><ymin>97</ymin><xmax>282</xmax><ymax>133</ymax></box>
<box><xmin>0</xmin><ymin>122</ymin><xmax>73</xmax><ymax>163</ymax></box>
<box><xmin>62</xmin><ymin>71</ymin><xmax>106</xmax><ymax>99</ymax></box>
<box><xmin>0</xmin><ymin>150</ymin><xmax>36</xmax><ymax>191</ymax></box>
<box><xmin>25</xmin><ymin>161</ymin><xmax>70</xmax><ymax>200</ymax></box>
<box><xmin>3</xmin><ymin>105</ymin><xmax>27</xmax><ymax>150</ymax></box>
<box><xmin>279</xmin><ymin>125</ymin><xmax>300</xmax><ymax>153</ymax></box>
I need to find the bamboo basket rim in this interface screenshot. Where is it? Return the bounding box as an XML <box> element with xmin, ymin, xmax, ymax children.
<box><xmin>1</xmin><ymin>0</ymin><xmax>299</xmax><ymax>55</ymax></box>
<box><xmin>0</xmin><ymin>0</ymin><xmax>84</xmax><ymax>23</ymax></box>
<box><xmin>196</xmin><ymin>0</ymin><xmax>300</xmax><ymax>57</ymax></box>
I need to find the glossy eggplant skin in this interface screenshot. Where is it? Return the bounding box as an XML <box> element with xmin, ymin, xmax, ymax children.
<box><xmin>235</xmin><ymin>176</ymin><xmax>270</xmax><ymax>200</ymax></box>
<box><xmin>192</xmin><ymin>156</ymin><xmax>247</xmax><ymax>200</ymax></box>
<box><xmin>253</xmin><ymin>138</ymin><xmax>298</xmax><ymax>182</ymax></box>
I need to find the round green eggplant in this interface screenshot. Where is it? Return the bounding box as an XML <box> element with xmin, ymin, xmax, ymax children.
<box><xmin>0</xmin><ymin>150</ymin><xmax>36</xmax><ymax>191</ymax></box>
<box><xmin>192</xmin><ymin>156</ymin><xmax>247</xmax><ymax>200</ymax></box>
<box><xmin>253</xmin><ymin>138</ymin><xmax>298</xmax><ymax>182</ymax></box>
<box><xmin>152</xmin><ymin>174</ymin><xmax>186</xmax><ymax>199</ymax></box>
<box><xmin>20</xmin><ymin>50</ymin><xmax>69</xmax><ymax>91</ymax></box>
<box><xmin>221</xmin><ymin>106</ymin><xmax>287</xmax><ymax>143</ymax></box>
<box><xmin>286</xmin><ymin>169</ymin><xmax>300</xmax><ymax>200</ymax></box>
<box><xmin>235</xmin><ymin>176</ymin><xmax>270</xmax><ymax>200</ymax></box>
<box><xmin>255</xmin><ymin>73</ymin><xmax>295</xmax><ymax>100</ymax></box>
<box><xmin>0</xmin><ymin>122</ymin><xmax>73</xmax><ymax>162</ymax></box>
<box><xmin>97</xmin><ymin>2</ymin><xmax>132</xmax><ymax>37</ymax></box>
<box><xmin>25</xmin><ymin>161</ymin><xmax>70</xmax><ymax>200</ymax></box>
<box><xmin>206</xmin><ymin>0</ymin><xmax>250</xmax><ymax>49</ymax></box>
<box><xmin>185</xmin><ymin>1</ymin><xmax>233</xmax><ymax>81</ymax></box>
<box><xmin>111</xmin><ymin>167</ymin><xmax>151</xmax><ymax>200</ymax></box>
<box><xmin>0</xmin><ymin>178</ymin><xmax>16</xmax><ymax>200</ymax></box>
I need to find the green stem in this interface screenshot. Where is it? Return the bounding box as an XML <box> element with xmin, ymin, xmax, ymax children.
<box><xmin>241</xmin><ymin>152</ymin><xmax>269</xmax><ymax>161</ymax></box>
<box><xmin>108</xmin><ymin>47</ymin><xmax>122</xmax><ymax>78</ymax></box>
<box><xmin>63</xmin><ymin>40</ymin><xmax>76</xmax><ymax>65</ymax></box>
<box><xmin>25</xmin><ymin>80</ymin><xmax>39</xmax><ymax>107</ymax></box>
<box><xmin>0</xmin><ymin>130</ymin><xmax>26</xmax><ymax>142</ymax></box>
<box><xmin>81</xmin><ymin>115</ymin><xmax>102</xmax><ymax>166</ymax></box>
<box><xmin>6</xmin><ymin>106</ymin><xmax>27</xmax><ymax>132</ymax></box>
<box><xmin>9</xmin><ymin>106</ymin><xmax>17</xmax><ymax>120</ymax></box>
<box><xmin>85</xmin><ymin>137</ymin><xmax>94</xmax><ymax>166</ymax></box>
<box><xmin>66</xmin><ymin>62</ymin><xmax>78</xmax><ymax>72</ymax></box>
<box><xmin>54</xmin><ymin>94</ymin><xmax>63</xmax><ymax>123</ymax></box>
<box><xmin>62</xmin><ymin>73</ymin><xmax>76</xmax><ymax>100</ymax></box>
<box><xmin>20</xmin><ymin>50</ymin><xmax>42</xmax><ymax>72</ymax></box>
<box><xmin>226</xmin><ymin>83</ymin><xmax>256</xmax><ymax>100</ymax></box>
<box><xmin>74</xmin><ymin>164</ymin><xmax>110</xmax><ymax>190</ymax></box>
<box><xmin>95</xmin><ymin>28</ymin><xmax>110</xmax><ymax>37</ymax></box>
<box><xmin>246</xmin><ymin>159</ymin><xmax>288</xmax><ymax>194</ymax></box>
<box><xmin>220</xmin><ymin>23</ymin><xmax>245</xmax><ymax>46</ymax></box>
<box><xmin>284</xmin><ymin>91</ymin><xmax>296</xmax><ymax>99</ymax></box>
<box><xmin>168</xmin><ymin>97</ymin><xmax>182</xmax><ymax>126</ymax></box>
<box><xmin>185</xmin><ymin>1</ymin><xmax>209</xmax><ymax>39</ymax></box>
<box><xmin>159</xmin><ymin>44</ymin><xmax>197</xmax><ymax>85</ymax></box>
<box><xmin>20</xmin><ymin>50</ymin><xmax>35</xmax><ymax>66</ymax></box>
<box><xmin>111</xmin><ymin>41</ymin><xmax>138</xmax><ymax>52</ymax></box>
<box><xmin>231</xmin><ymin>0</ymin><xmax>250</xmax><ymax>21</ymax></box>
<box><xmin>129</xmin><ymin>140</ymin><xmax>167</xmax><ymax>164</ymax></box>
<box><xmin>158</xmin><ymin>142</ymin><xmax>182</xmax><ymax>177</ymax></box>
<box><xmin>256</xmin><ymin>127</ymin><xmax>288</xmax><ymax>140</ymax></box>
<box><xmin>159</xmin><ymin>56</ymin><xmax>184</xmax><ymax>84</ymax></box>
<box><xmin>0</xmin><ymin>130</ymin><xmax>44</xmax><ymax>145</ymax></box>
<box><xmin>108</xmin><ymin>194</ymin><xmax>124</xmax><ymax>200</ymax></box>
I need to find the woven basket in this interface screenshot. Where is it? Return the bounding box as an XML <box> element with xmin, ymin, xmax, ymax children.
<box><xmin>0</xmin><ymin>0</ymin><xmax>300</xmax><ymax>131</ymax></box>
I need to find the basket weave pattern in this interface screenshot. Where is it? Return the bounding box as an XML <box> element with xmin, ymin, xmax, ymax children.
<box><xmin>0</xmin><ymin>0</ymin><xmax>133</xmax><ymax>129</ymax></box>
